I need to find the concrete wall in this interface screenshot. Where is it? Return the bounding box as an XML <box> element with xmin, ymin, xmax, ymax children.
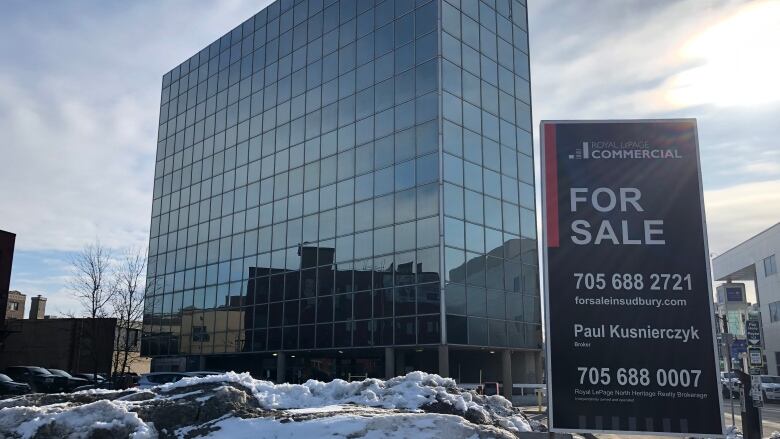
<box><xmin>713</xmin><ymin>223</ymin><xmax>780</xmax><ymax>374</ymax></box>
<box><xmin>0</xmin><ymin>318</ymin><xmax>117</xmax><ymax>374</ymax></box>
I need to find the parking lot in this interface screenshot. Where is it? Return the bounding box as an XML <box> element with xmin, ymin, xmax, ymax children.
<box><xmin>0</xmin><ymin>366</ymin><xmax>137</xmax><ymax>396</ymax></box>
<box><xmin>0</xmin><ymin>368</ymin><xmax>228</xmax><ymax>397</ymax></box>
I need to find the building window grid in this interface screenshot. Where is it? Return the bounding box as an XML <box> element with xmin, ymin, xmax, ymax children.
<box><xmin>437</xmin><ymin>0</ymin><xmax>537</xmax><ymax>348</ymax></box>
<box><xmin>765</xmin><ymin>254</ymin><xmax>777</xmax><ymax>277</ymax></box>
<box><xmin>145</xmin><ymin>0</ymin><xmax>444</xmax><ymax>354</ymax></box>
<box><xmin>770</xmin><ymin>301</ymin><xmax>780</xmax><ymax>323</ymax></box>
<box><xmin>145</xmin><ymin>0</ymin><xmax>536</xmax><ymax>356</ymax></box>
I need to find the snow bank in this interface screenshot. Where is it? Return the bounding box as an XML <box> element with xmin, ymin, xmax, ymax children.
<box><xmin>166</xmin><ymin>371</ymin><xmax>491</xmax><ymax>411</ymax></box>
<box><xmin>160</xmin><ymin>370</ymin><xmax>531</xmax><ymax>433</ymax></box>
<box><xmin>199</xmin><ymin>411</ymin><xmax>510</xmax><ymax>439</ymax></box>
<box><xmin>0</xmin><ymin>399</ymin><xmax>153</xmax><ymax>438</ymax></box>
<box><xmin>159</xmin><ymin>370</ymin><xmax>454</xmax><ymax>410</ymax></box>
<box><xmin>0</xmin><ymin>371</ymin><xmax>536</xmax><ymax>438</ymax></box>
<box><xmin>725</xmin><ymin>425</ymin><xmax>743</xmax><ymax>439</ymax></box>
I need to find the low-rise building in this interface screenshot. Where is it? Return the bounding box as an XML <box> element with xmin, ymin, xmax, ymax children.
<box><xmin>0</xmin><ymin>317</ymin><xmax>150</xmax><ymax>377</ymax></box>
<box><xmin>713</xmin><ymin>283</ymin><xmax>759</xmax><ymax>371</ymax></box>
<box><xmin>713</xmin><ymin>222</ymin><xmax>780</xmax><ymax>374</ymax></box>
<box><xmin>113</xmin><ymin>320</ymin><xmax>151</xmax><ymax>376</ymax></box>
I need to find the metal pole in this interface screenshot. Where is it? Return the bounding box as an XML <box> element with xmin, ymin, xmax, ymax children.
<box><xmin>729</xmin><ymin>382</ymin><xmax>735</xmax><ymax>426</ymax></box>
<box><xmin>537</xmin><ymin>388</ymin><xmax>542</xmax><ymax>413</ymax></box>
<box><xmin>726</xmin><ymin>337</ymin><xmax>735</xmax><ymax>426</ymax></box>
<box><xmin>721</xmin><ymin>312</ymin><xmax>736</xmax><ymax>427</ymax></box>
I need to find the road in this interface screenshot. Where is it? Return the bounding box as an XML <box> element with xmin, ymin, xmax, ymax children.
<box><xmin>522</xmin><ymin>398</ymin><xmax>780</xmax><ymax>438</ymax></box>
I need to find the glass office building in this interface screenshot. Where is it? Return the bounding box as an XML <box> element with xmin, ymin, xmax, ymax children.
<box><xmin>143</xmin><ymin>0</ymin><xmax>540</xmax><ymax>388</ymax></box>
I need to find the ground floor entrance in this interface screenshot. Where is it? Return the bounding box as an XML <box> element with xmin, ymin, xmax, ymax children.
<box><xmin>151</xmin><ymin>345</ymin><xmax>542</xmax><ymax>399</ymax></box>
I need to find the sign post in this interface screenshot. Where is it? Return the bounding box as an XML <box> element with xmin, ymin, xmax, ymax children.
<box><xmin>541</xmin><ymin>120</ymin><xmax>724</xmax><ymax>436</ymax></box>
<box><xmin>747</xmin><ymin>347</ymin><xmax>763</xmax><ymax>368</ymax></box>
<box><xmin>746</xmin><ymin>338</ymin><xmax>765</xmax><ymax>438</ymax></box>
<box><xmin>746</xmin><ymin>320</ymin><xmax>761</xmax><ymax>347</ymax></box>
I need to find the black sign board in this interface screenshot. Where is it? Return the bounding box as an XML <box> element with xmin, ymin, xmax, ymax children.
<box><xmin>725</xmin><ymin>286</ymin><xmax>744</xmax><ymax>302</ymax></box>
<box><xmin>541</xmin><ymin>120</ymin><xmax>723</xmax><ymax>436</ymax></box>
<box><xmin>746</xmin><ymin>320</ymin><xmax>761</xmax><ymax>346</ymax></box>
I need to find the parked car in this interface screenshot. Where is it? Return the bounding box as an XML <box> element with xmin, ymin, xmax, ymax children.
<box><xmin>187</xmin><ymin>371</ymin><xmax>223</xmax><ymax>378</ymax></box>
<box><xmin>137</xmin><ymin>372</ymin><xmax>193</xmax><ymax>389</ymax></box>
<box><xmin>126</xmin><ymin>372</ymin><xmax>140</xmax><ymax>386</ymax></box>
<box><xmin>760</xmin><ymin>375</ymin><xmax>780</xmax><ymax>402</ymax></box>
<box><xmin>45</xmin><ymin>369</ymin><xmax>90</xmax><ymax>392</ymax></box>
<box><xmin>720</xmin><ymin>371</ymin><xmax>741</xmax><ymax>398</ymax></box>
<box><xmin>0</xmin><ymin>373</ymin><xmax>32</xmax><ymax>396</ymax></box>
<box><xmin>111</xmin><ymin>372</ymin><xmax>141</xmax><ymax>390</ymax></box>
<box><xmin>3</xmin><ymin>366</ymin><xmax>68</xmax><ymax>393</ymax></box>
<box><xmin>481</xmin><ymin>382</ymin><xmax>500</xmax><ymax>396</ymax></box>
<box><xmin>137</xmin><ymin>371</ymin><xmax>223</xmax><ymax>389</ymax></box>
<box><xmin>73</xmin><ymin>373</ymin><xmax>108</xmax><ymax>385</ymax></box>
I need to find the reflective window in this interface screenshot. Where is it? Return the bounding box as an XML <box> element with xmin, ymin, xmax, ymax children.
<box><xmin>468</xmin><ymin>317</ymin><xmax>488</xmax><ymax>345</ymax></box>
<box><xmin>145</xmin><ymin>0</ymin><xmax>538</xmax><ymax>358</ymax></box>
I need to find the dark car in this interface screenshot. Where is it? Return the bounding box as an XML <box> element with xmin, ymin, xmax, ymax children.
<box><xmin>481</xmin><ymin>381</ymin><xmax>500</xmax><ymax>396</ymax></box>
<box><xmin>721</xmin><ymin>371</ymin><xmax>741</xmax><ymax>398</ymax></box>
<box><xmin>45</xmin><ymin>369</ymin><xmax>90</xmax><ymax>392</ymax></box>
<box><xmin>3</xmin><ymin>366</ymin><xmax>68</xmax><ymax>393</ymax></box>
<box><xmin>0</xmin><ymin>373</ymin><xmax>31</xmax><ymax>396</ymax></box>
<box><xmin>111</xmin><ymin>372</ymin><xmax>142</xmax><ymax>390</ymax></box>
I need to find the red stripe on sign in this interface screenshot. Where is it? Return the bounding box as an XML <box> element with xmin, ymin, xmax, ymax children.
<box><xmin>544</xmin><ymin>124</ymin><xmax>559</xmax><ymax>248</ymax></box>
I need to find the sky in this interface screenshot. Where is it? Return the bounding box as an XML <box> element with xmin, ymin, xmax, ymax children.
<box><xmin>1</xmin><ymin>0</ymin><xmax>778</xmax><ymax>316</ymax></box>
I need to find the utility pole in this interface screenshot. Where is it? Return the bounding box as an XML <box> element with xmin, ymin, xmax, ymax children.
<box><xmin>722</xmin><ymin>314</ymin><xmax>736</xmax><ymax>427</ymax></box>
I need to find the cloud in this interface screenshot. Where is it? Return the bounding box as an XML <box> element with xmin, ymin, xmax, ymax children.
<box><xmin>1</xmin><ymin>0</ymin><xmax>275</xmax><ymax>308</ymax></box>
<box><xmin>2</xmin><ymin>0</ymin><xmax>779</xmax><ymax>307</ymax></box>
<box><xmin>0</xmin><ymin>1</ymin><xmax>273</xmax><ymax>253</ymax></box>
<box><xmin>666</xmin><ymin>1</ymin><xmax>780</xmax><ymax>108</ymax></box>
<box><xmin>704</xmin><ymin>179</ymin><xmax>780</xmax><ymax>255</ymax></box>
<box><xmin>9</xmin><ymin>250</ymin><xmax>81</xmax><ymax>316</ymax></box>
<box><xmin>528</xmin><ymin>0</ymin><xmax>780</xmax><ymax>248</ymax></box>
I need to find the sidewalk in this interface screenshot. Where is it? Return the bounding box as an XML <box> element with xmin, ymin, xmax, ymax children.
<box><xmin>520</xmin><ymin>401</ymin><xmax>780</xmax><ymax>438</ymax></box>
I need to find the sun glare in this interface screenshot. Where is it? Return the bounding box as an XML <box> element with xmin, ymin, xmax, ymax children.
<box><xmin>667</xmin><ymin>1</ymin><xmax>780</xmax><ymax>107</ymax></box>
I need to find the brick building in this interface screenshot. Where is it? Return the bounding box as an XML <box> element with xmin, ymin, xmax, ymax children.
<box><xmin>6</xmin><ymin>290</ymin><xmax>25</xmax><ymax>320</ymax></box>
<box><xmin>0</xmin><ymin>318</ymin><xmax>118</xmax><ymax>374</ymax></box>
<box><xmin>28</xmin><ymin>295</ymin><xmax>46</xmax><ymax>319</ymax></box>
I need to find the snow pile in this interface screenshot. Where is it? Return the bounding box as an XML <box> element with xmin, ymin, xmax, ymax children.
<box><xmin>201</xmin><ymin>410</ymin><xmax>513</xmax><ymax>439</ymax></box>
<box><xmin>0</xmin><ymin>399</ymin><xmax>153</xmax><ymax>438</ymax></box>
<box><xmin>725</xmin><ymin>425</ymin><xmax>743</xmax><ymax>439</ymax></box>
<box><xmin>159</xmin><ymin>370</ymin><xmax>458</xmax><ymax>409</ymax></box>
<box><xmin>0</xmin><ymin>372</ymin><xmax>538</xmax><ymax>438</ymax></box>
<box><xmin>161</xmin><ymin>370</ymin><xmax>531</xmax><ymax>432</ymax></box>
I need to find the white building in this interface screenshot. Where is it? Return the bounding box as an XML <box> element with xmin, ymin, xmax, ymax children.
<box><xmin>712</xmin><ymin>223</ymin><xmax>780</xmax><ymax>374</ymax></box>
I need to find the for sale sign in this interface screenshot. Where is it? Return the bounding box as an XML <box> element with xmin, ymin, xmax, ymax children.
<box><xmin>541</xmin><ymin>120</ymin><xmax>723</xmax><ymax>436</ymax></box>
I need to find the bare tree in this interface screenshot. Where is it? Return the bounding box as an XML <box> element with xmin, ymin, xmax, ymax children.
<box><xmin>69</xmin><ymin>241</ymin><xmax>114</xmax><ymax>382</ymax></box>
<box><xmin>70</xmin><ymin>242</ymin><xmax>113</xmax><ymax>319</ymax></box>
<box><xmin>110</xmin><ymin>248</ymin><xmax>146</xmax><ymax>387</ymax></box>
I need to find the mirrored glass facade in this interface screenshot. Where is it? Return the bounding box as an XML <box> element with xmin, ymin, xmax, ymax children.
<box><xmin>143</xmin><ymin>0</ymin><xmax>539</xmax><ymax>379</ymax></box>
